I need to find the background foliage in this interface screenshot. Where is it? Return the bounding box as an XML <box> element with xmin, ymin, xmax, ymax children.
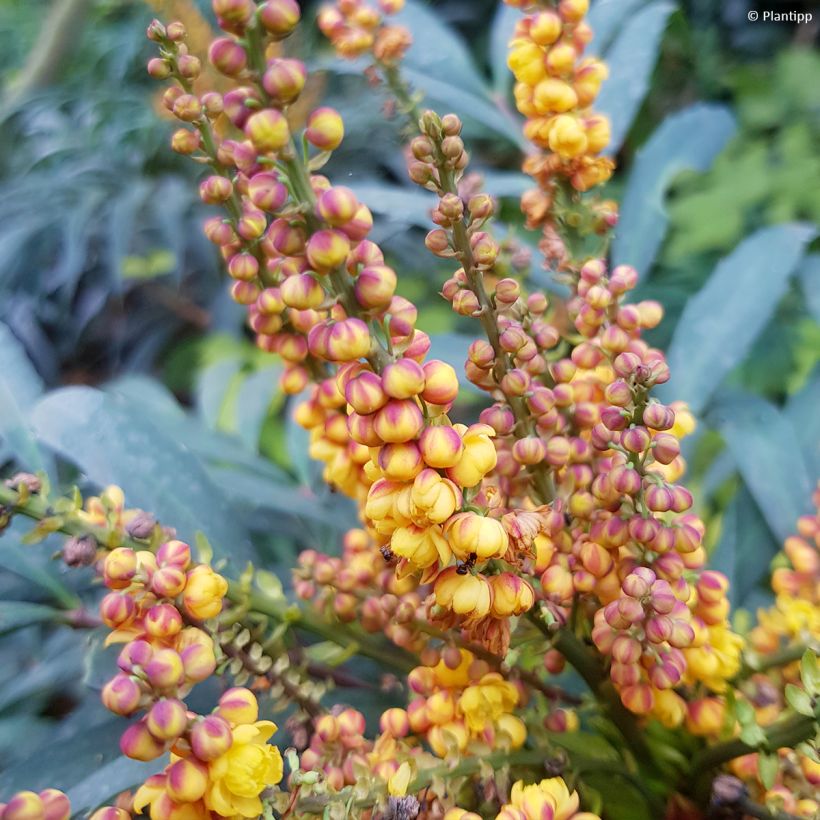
<box><xmin>0</xmin><ymin>0</ymin><xmax>817</xmax><ymax>806</ymax></box>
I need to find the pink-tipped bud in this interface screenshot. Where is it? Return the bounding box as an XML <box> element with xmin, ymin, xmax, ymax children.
<box><xmin>144</xmin><ymin>648</ymin><xmax>184</xmax><ymax>690</ymax></box>
<box><xmin>103</xmin><ymin>547</ymin><xmax>137</xmax><ymax>589</ymax></box>
<box><xmin>620</xmin><ymin>683</ymin><xmax>654</xmax><ymax>715</ymax></box>
<box><xmin>306</xmin><ymin>107</ymin><xmax>344</xmax><ymax>151</ymax></box>
<box><xmin>151</xmin><ymin>565</ymin><xmax>187</xmax><ymax>598</ymax></box>
<box><xmin>208</xmin><ymin>37</ymin><xmax>247</xmax><ymax>76</ymax></box>
<box><xmin>354</xmin><ymin>265</ymin><xmax>397</xmax><ymax>309</ymax></box>
<box><xmin>258</xmin><ymin>0</ymin><xmax>301</xmax><ymax>38</ymax></box>
<box><xmin>480</xmin><ymin>404</ymin><xmax>515</xmax><ymax>436</ymax></box>
<box><xmin>373</xmin><ymin>399</ymin><xmax>424</xmax><ymax>444</ymax></box>
<box><xmin>120</xmin><ymin>720</ymin><xmax>166</xmax><ymax>761</ymax></box>
<box><xmin>101</xmin><ymin>674</ymin><xmax>142</xmax><ymax>716</ymax></box>
<box><xmin>191</xmin><ymin>714</ymin><xmax>233</xmax><ymax>761</ymax></box>
<box><xmin>99</xmin><ymin>592</ymin><xmax>137</xmax><ymax>629</ymax></box>
<box><xmin>318</xmin><ymin>186</ymin><xmax>359</xmax><ymax>226</ymax></box>
<box><xmin>147</xmin><ymin>698</ymin><xmax>188</xmax><ymax>740</ymax></box>
<box><xmin>609</xmin><ymin>264</ymin><xmax>638</xmax><ymax>294</ymax></box>
<box><xmin>180</xmin><ymin>642</ymin><xmax>217</xmax><ymax>683</ymax></box>
<box><xmin>652</xmin><ymin>433</ymin><xmax>680</xmax><ymax>464</ymax></box>
<box><xmin>157</xmin><ymin>539</ymin><xmax>191</xmax><ymax>569</ymax></box>
<box><xmin>262</xmin><ymin>58</ymin><xmax>306</xmax><ymax>103</ymax></box>
<box><xmin>217</xmin><ymin>687</ymin><xmax>259</xmax><ymax>725</ymax></box>
<box><xmin>419</xmin><ymin>425</ymin><xmax>464</xmax><ymax>469</ymax></box>
<box><xmin>144</xmin><ymin>603</ymin><xmax>184</xmax><ymax>639</ymax></box>
<box><xmin>166</xmin><ymin>758</ymin><xmax>209</xmax><ymax>803</ymax></box>
<box><xmin>379</xmin><ymin>707</ymin><xmax>410</xmax><ymax>737</ymax></box>
<box><xmin>306</xmin><ymin>229</ymin><xmax>350</xmax><ymax>272</ymax></box>
<box><xmin>421</xmin><ymin>360</ymin><xmax>459</xmax><ymax>405</ymax></box>
<box><xmin>118</xmin><ymin>639</ymin><xmax>153</xmax><ymax>674</ymax></box>
<box><xmin>38</xmin><ymin>791</ymin><xmax>70</xmax><ymax>820</ymax></box>
<box><xmin>248</xmin><ymin>172</ymin><xmax>288</xmax><ymax>212</ymax></box>
<box><xmin>245</xmin><ymin>108</ymin><xmax>290</xmax><ymax>153</ymax></box>
<box><xmin>383</xmin><ymin>358</ymin><xmax>425</xmax><ymax>399</ymax></box>
<box><xmin>199</xmin><ymin>175</ymin><xmax>234</xmax><ymax>204</ymax></box>
<box><xmin>228</xmin><ymin>252</ymin><xmax>259</xmax><ymax>282</ymax></box>
<box><xmin>621</xmin><ymin>426</ymin><xmax>651</xmax><ymax>453</ymax></box>
<box><xmin>315</xmin><ymin>714</ymin><xmax>340</xmax><ymax>742</ymax></box>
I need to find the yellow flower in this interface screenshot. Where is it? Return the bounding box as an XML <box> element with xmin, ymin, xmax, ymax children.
<box><xmin>206</xmin><ymin>721</ymin><xmax>283</xmax><ymax>818</ymax></box>
<box><xmin>458</xmin><ymin>673</ymin><xmax>518</xmax><ymax>733</ymax></box>
<box><xmin>387</xmin><ymin>761</ymin><xmax>413</xmax><ymax>796</ymax></box>
<box><xmin>498</xmin><ymin>777</ymin><xmax>600</xmax><ymax>820</ymax></box>
<box><xmin>182</xmin><ymin>565</ymin><xmax>228</xmax><ymax>620</ymax></box>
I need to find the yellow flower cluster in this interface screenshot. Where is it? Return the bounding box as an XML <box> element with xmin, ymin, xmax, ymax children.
<box><xmin>401</xmin><ymin>649</ymin><xmax>527</xmax><ymax>757</ymax></box>
<box><xmin>506</xmin><ymin>0</ymin><xmax>613</xmax><ymax>192</ymax></box>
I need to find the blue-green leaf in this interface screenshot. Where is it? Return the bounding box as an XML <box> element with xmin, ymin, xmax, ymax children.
<box><xmin>31</xmin><ymin>386</ymin><xmax>253</xmax><ymax>563</ymax></box>
<box><xmin>490</xmin><ymin>2</ymin><xmax>520</xmax><ymax>96</ymax></box>
<box><xmin>798</xmin><ymin>253</ymin><xmax>820</xmax><ymax>323</ymax></box>
<box><xmin>595</xmin><ymin>2</ymin><xmax>676</xmax><ymax>154</ymax></box>
<box><xmin>196</xmin><ymin>356</ymin><xmax>243</xmax><ymax>430</ymax></box>
<box><xmin>658</xmin><ymin>224</ymin><xmax>816</xmax><ymax>413</ymax></box>
<box><xmin>234</xmin><ymin>365</ymin><xmax>282</xmax><ymax>451</ymax></box>
<box><xmin>613</xmin><ymin>104</ymin><xmax>736</xmax><ymax>275</ymax></box>
<box><xmin>708</xmin><ymin>391</ymin><xmax>813</xmax><ymax>543</ymax></box>
<box><xmin>710</xmin><ymin>483</ymin><xmax>779</xmax><ymax>609</ymax></box>
<box><xmin>0</xmin><ymin>322</ymin><xmax>48</xmax><ymax>473</ymax></box>
<box><xmin>0</xmin><ymin>601</ymin><xmax>62</xmax><ymax>635</ymax></box>
<box><xmin>587</xmin><ymin>0</ymin><xmax>648</xmax><ymax>56</ymax></box>
<box><xmin>785</xmin><ymin>366</ymin><xmax>820</xmax><ymax>478</ymax></box>
<box><xmin>395</xmin><ymin>0</ymin><xmax>489</xmax><ymax>96</ymax></box>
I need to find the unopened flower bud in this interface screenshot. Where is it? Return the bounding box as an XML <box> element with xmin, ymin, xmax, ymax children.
<box><xmin>166</xmin><ymin>758</ymin><xmax>209</xmax><ymax>803</ymax></box>
<box><xmin>263</xmin><ymin>58</ymin><xmax>307</xmax><ymax>103</ymax></box>
<box><xmin>120</xmin><ymin>720</ymin><xmax>166</xmax><ymax>761</ymax></box>
<box><xmin>306</xmin><ymin>107</ymin><xmax>344</xmax><ymax>151</ymax></box>
<box><xmin>147</xmin><ymin>698</ymin><xmax>188</xmax><ymax>741</ymax></box>
<box><xmin>258</xmin><ymin>0</ymin><xmax>301</xmax><ymax>38</ymax></box>
<box><xmin>245</xmin><ymin>108</ymin><xmax>290</xmax><ymax>153</ymax></box>
<box><xmin>102</xmin><ymin>673</ymin><xmax>142</xmax><ymax>716</ymax></box>
<box><xmin>191</xmin><ymin>714</ymin><xmax>233</xmax><ymax>760</ymax></box>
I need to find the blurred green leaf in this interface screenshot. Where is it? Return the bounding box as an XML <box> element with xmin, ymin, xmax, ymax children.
<box><xmin>596</xmin><ymin>1</ymin><xmax>676</xmax><ymax>154</ymax></box>
<box><xmin>785</xmin><ymin>366</ymin><xmax>820</xmax><ymax>478</ymax></box>
<box><xmin>31</xmin><ymin>386</ymin><xmax>254</xmax><ymax>564</ymax></box>
<box><xmin>0</xmin><ymin>321</ymin><xmax>48</xmax><ymax>473</ymax></box>
<box><xmin>233</xmin><ymin>365</ymin><xmax>282</xmax><ymax>452</ymax></box>
<box><xmin>0</xmin><ymin>601</ymin><xmax>62</xmax><ymax>636</ymax></box>
<box><xmin>710</xmin><ymin>482</ymin><xmax>779</xmax><ymax>609</ymax></box>
<box><xmin>708</xmin><ymin>391</ymin><xmax>813</xmax><ymax>543</ymax></box>
<box><xmin>586</xmin><ymin>0</ymin><xmax>647</xmax><ymax>57</ymax></box>
<box><xmin>658</xmin><ymin>223</ymin><xmax>816</xmax><ymax>413</ymax></box>
<box><xmin>0</xmin><ymin>540</ymin><xmax>78</xmax><ymax>610</ymax></box>
<box><xmin>798</xmin><ymin>253</ymin><xmax>820</xmax><ymax>324</ymax></box>
<box><xmin>489</xmin><ymin>2</ymin><xmax>519</xmax><ymax>96</ymax></box>
<box><xmin>613</xmin><ymin>103</ymin><xmax>735</xmax><ymax>276</ymax></box>
<box><xmin>196</xmin><ymin>355</ymin><xmax>244</xmax><ymax>431</ymax></box>
<box><xmin>0</xmin><ymin>716</ymin><xmax>162</xmax><ymax>813</ymax></box>
<box><xmin>395</xmin><ymin>0</ymin><xmax>489</xmax><ymax>97</ymax></box>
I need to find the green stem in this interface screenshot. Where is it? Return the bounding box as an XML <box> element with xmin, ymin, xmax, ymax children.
<box><xmin>690</xmin><ymin>712</ymin><xmax>819</xmax><ymax>776</ymax></box>
<box><xmin>735</xmin><ymin>641</ymin><xmax>817</xmax><ymax>682</ymax></box>
<box><xmin>294</xmin><ymin>747</ymin><xmax>548</xmax><ymax>813</ymax></box>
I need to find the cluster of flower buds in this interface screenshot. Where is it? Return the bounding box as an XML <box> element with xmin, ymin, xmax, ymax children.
<box><xmin>317</xmin><ymin>0</ymin><xmax>411</xmax><ymax>65</ymax></box>
<box><xmin>0</xmin><ymin>790</ymin><xmax>70</xmax><ymax>820</ymax></box>
<box><xmin>295</xmin><ymin>528</ymin><xmax>429</xmax><ymax>652</ymax></box>
<box><xmin>721</xmin><ymin>489</ymin><xmax>820</xmax><ymax>818</ymax></box>
<box><xmin>97</xmin><ymin>537</ymin><xmax>283</xmax><ymax>818</ymax></box>
<box><xmin>299</xmin><ymin>708</ymin><xmax>373</xmax><ymax>790</ymax></box>
<box><xmin>505</xmin><ymin>0</ymin><xmax>613</xmax><ymax>194</ymax></box>
<box><xmin>591</xmin><ymin>567</ymin><xmax>695</xmax><ymax>720</ymax></box>
<box><xmin>401</xmin><ymin>649</ymin><xmax>527</xmax><ymax>757</ymax></box>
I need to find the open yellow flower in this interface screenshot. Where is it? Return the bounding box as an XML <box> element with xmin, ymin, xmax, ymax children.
<box><xmin>205</xmin><ymin>721</ymin><xmax>283</xmax><ymax>818</ymax></box>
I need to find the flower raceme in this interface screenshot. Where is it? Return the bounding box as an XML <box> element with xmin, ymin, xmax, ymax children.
<box><xmin>99</xmin><ymin>537</ymin><xmax>283</xmax><ymax>819</ymax></box>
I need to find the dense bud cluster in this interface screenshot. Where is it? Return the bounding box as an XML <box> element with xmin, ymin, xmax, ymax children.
<box><xmin>100</xmin><ymin>538</ymin><xmax>283</xmax><ymax>818</ymax></box>
<box><xmin>505</xmin><ymin>0</ymin><xmax>613</xmax><ymax>194</ymax></box>
<box><xmin>0</xmin><ymin>790</ymin><xmax>70</xmax><ymax>820</ymax></box>
<box><xmin>318</xmin><ymin>0</ymin><xmax>412</xmax><ymax>65</ymax></box>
